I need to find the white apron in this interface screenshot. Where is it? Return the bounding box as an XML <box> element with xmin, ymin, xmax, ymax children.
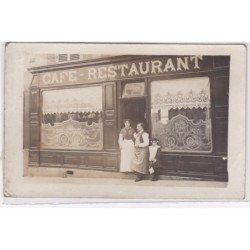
<box><xmin>120</xmin><ymin>139</ymin><xmax>134</xmax><ymax>172</ymax></box>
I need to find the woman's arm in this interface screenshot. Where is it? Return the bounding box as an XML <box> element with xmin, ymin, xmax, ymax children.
<box><xmin>118</xmin><ymin>133</ymin><xmax>123</xmax><ymax>148</ymax></box>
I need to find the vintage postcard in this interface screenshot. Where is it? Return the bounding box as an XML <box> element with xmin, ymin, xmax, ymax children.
<box><xmin>3</xmin><ymin>43</ymin><xmax>246</xmax><ymax>201</ymax></box>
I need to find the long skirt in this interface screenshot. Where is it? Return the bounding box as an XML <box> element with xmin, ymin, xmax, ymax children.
<box><xmin>120</xmin><ymin>139</ymin><xmax>134</xmax><ymax>172</ymax></box>
<box><xmin>131</xmin><ymin>146</ymin><xmax>149</xmax><ymax>174</ymax></box>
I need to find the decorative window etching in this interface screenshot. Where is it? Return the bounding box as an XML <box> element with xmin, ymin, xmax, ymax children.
<box><xmin>122</xmin><ymin>82</ymin><xmax>145</xmax><ymax>98</ymax></box>
<box><xmin>41</xmin><ymin>86</ymin><xmax>103</xmax><ymax>150</ymax></box>
<box><xmin>151</xmin><ymin>77</ymin><xmax>212</xmax><ymax>153</ymax></box>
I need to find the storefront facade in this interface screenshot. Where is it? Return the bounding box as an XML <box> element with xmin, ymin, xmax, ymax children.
<box><xmin>26</xmin><ymin>55</ymin><xmax>229</xmax><ymax>181</ymax></box>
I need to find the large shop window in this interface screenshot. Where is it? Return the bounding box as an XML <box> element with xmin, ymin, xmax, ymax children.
<box><xmin>41</xmin><ymin>86</ymin><xmax>103</xmax><ymax>150</ymax></box>
<box><xmin>151</xmin><ymin>77</ymin><xmax>212</xmax><ymax>153</ymax></box>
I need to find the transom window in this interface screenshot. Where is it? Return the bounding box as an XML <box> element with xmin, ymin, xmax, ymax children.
<box><xmin>122</xmin><ymin>82</ymin><xmax>145</xmax><ymax>98</ymax></box>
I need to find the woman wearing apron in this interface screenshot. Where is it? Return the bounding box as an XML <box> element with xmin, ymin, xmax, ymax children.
<box><xmin>131</xmin><ymin>123</ymin><xmax>150</xmax><ymax>182</ymax></box>
<box><xmin>118</xmin><ymin>119</ymin><xmax>135</xmax><ymax>172</ymax></box>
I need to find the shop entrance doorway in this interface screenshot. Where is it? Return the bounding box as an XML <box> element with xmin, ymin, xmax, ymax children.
<box><xmin>120</xmin><ymin>97</ymin><xmax>147</xmax><ymax>131</ymax></box>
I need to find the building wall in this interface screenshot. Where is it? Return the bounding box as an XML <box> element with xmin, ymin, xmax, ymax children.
<box><xmin>25</xmin><ymin>55</ymin><xmax>229</xmax><ymax>181</ymax></box>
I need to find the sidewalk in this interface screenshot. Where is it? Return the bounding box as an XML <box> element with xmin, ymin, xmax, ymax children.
<box><xmin>27</xmin><ymin>166</ymin><xmax>227</xmax><ymax>188</ymax></box>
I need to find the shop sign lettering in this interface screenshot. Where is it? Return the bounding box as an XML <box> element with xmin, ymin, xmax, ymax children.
<box><xmin>40</xmin><ymin>56</ymin><xmax>205</xmax><ymax>85</ymax></box>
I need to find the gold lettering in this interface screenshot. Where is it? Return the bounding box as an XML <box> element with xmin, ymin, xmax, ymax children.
<box><xmin>139</xmin><ymin>62</ymin><xmax>150</xmax><ymax>74</ymax></box>
<box><xmin>107</xmin><ymin>65</ymin><xmax>117</xmax><ymax>78</ymax></box>
<box><xmin>69</xmin><ymin>71</ymin><xmax>77</xmax><ymax>82</ymax></box>
<box><xmin>151</xmin><ymin>60</ymin><xmax>162</xmax><ymax>73</ymax></box>
<box><xmin>42</xmin><ymin>73</ymin><xmax>51</xmax><ymax>84</ymax></box>
<box><xmin>128</xmin><ymin>63</ymin><xmax>139</xmax><ymax>76</ymax></box>
<box><xmin>190</xmin><ymin>56</ymin><xmax>203</xmax><ymax>69</ymax></box>
<box><xmin>118</xmin><ymin>64</ymin><xmax>128</xmax><ymax>77</ymax></box>
<box><xmin>97</xmin><ymin>67</ymin><xmax>107</xmax><ymax>79</ymax></box>
<box><xmin>88</xmin><ymin>68</ymin><xmax>97</xmax><ymax>80</ymax></box>
<box><xmin>177</xmin><ymin>57</ymin><xmax>189</xmax><ymax>71</ymax></box>
<box><xmin>51</xmin><ymin>73</ymin><xmax>59</xmax><ymax>83</ymax></box>
<box><xmin>59</xmin><ymin>72</ymin><xmax>68</xmax><ymax>82</ymax></box>
<box><xmin>163</xmin><ymin>59</ymin><xmax>176</xmax><ymax>72</ymax></box>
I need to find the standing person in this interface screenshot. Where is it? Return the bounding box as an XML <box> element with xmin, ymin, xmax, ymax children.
<box><xmin>149</xmin><ymin>138</ymin><xmax>161</xmax><ymax>181</ymax></box>
<box><xmin>131</xmin><ymin>123</ymin><xmax>149</xmax><ymax>182</ymax></box>
<box><xmin>118</xmin><ymin>119</ymin><xmax>135</xmax><ymax>172</ymax></box>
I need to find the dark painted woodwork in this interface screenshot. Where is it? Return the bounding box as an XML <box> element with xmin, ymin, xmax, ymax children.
<box><xmin>27</xmin><ymin>56</ymin><xmax>230</xmax><ymax>181</ymax></box>
<box><xmin>29</xmin><ymin>88</ymin><xmax>40</xmax><ymax>149</ymax></box>
<box><xmin>211</xmin><ymin>75</ymin><xmax>229</xmax><ymax>155</ymax></box>
<box><xmin>103</xmin><ymin>82</ymin><xmax>117</xmax><ymax>152</ymax></box>
<box><xmin>160</xmin><ymin>154</ymin><xmax>227</xmax><ymax>181</ymax></box>
<box><xmin>29</xmin><ymin>150</ymin><xmax>118</xmax><ymax>171</ymax></box>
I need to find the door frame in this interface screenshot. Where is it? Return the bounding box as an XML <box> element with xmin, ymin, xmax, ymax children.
<box><xmin>119</xmin><ymin>96</ymin><xmax>147</xmax><ymax>131</ymax></box>
<box><xmin>117</xmin><ymin>79</ymin><xmax>150</xmax><ymax>134</ymax></box>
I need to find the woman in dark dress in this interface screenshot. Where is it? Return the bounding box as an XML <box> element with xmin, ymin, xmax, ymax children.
<box><xmin>131</xmin><ymin>123</ymin><xmax>149</xmax><ymax>182</ymax></box>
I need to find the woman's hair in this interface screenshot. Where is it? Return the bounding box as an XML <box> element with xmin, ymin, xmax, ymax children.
<box><xmin>137</xmin><ymin>122</ymin><xmax>144</xmax><ymax>129</ymax></box>
<box><xmin>123</xmin><ymin>119</ymin><xmax>132</xmax><ymax>124</ymax></box>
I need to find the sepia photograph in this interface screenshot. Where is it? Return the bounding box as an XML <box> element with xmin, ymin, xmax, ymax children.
<box><xmin>3</xmin><ymin>43</ymin><xmax>246</xmax><ymax>200</ymax></box>
<box><xmin>1</xmin><ymin>2</ymin><xmax>250</xmax><ymax>250</ymax></box>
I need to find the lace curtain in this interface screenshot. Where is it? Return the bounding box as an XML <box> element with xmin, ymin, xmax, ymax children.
<box><xmin>151</xmin><ymin>77</ymin><xmax>210</xmax><ymax>110</ymax></box>
<box><xmin>151</xmin><ymin>77</ymin><xmax>212</xmax><ymax>153</ymax></box>
<box><xmin>42</xmin><ymin>86</ymin><xmax>102</xmax><ymax>114</ymax></box>
<box><xmin>41</xmin><ymin>86</ymin><xmax>103</xmax><ymax>150</ymax></box>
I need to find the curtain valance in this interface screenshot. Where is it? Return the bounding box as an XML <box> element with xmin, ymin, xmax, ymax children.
<box><xmin>42</xmin><ymin>86</ymin><xmax>102</xmax><ymax>114</ymax></box>
<box><xmin>151</xmin><ymin>77</ymin><xmax>210</xmax><ymax>110</ymax></box>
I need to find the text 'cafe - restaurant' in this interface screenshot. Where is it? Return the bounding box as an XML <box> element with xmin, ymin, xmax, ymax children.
<box><xmin>26</xmin><ymin>55</ymin><xmax>230</xmax><ymax>181</ymax></box>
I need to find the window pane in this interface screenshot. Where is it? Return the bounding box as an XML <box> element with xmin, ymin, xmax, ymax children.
<box><xmin>151</xmin><ymin>77</ymin><xmax>212</xmax><ymax>153</ymax></box>
<box><xmin>122</xmin><ymin>82</ymin><xmax>145</xmax><ymax>98</ymax></box>
<box><xmin>41</xmin><ymin>86</ymin><xmax>103</xmax><ymax>150</ymax></box>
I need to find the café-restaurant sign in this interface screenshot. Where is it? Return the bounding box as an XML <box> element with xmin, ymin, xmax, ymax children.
<box><xmin>39</xmin><ymin>56</ymin><xmax>211</xmax><ymax>86</ymax></box>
